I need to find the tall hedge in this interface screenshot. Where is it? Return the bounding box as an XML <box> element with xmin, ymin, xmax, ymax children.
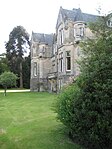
<box><xmin>55</xmin><ymin>84</ymin><xmax>80</xmax><ymax>131</ymax></box>
<box><xmin>55</xmin><ymin>16</ymin><xmax>112</xmax><ymax>149</ymax></box>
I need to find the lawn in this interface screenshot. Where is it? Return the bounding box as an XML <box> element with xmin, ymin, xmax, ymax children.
<box><xmin>0</xmin><ymin>92</ymin><xmax>82</xmax><ymax>149</ymax></box>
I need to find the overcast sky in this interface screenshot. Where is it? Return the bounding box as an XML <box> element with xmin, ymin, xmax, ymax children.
<box><xmin>0</xmin><ymin>0</ymin><xmax>112</xmax><ymax>54</ymax></box>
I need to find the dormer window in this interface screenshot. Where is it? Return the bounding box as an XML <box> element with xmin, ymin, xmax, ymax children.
<box><xmin>74</xmin><ymin>23</ymin><xmax>85</xmax><ymax>41</ymax></box>
<box><xmin>74</xmin><ymin>27</ymin><xmax>84</xmax><ymax>37</ymax></box>
<box><xmin>80</xmin><ymin>27</ymin><xmax>84</xmax><ymax>37</ymax></box>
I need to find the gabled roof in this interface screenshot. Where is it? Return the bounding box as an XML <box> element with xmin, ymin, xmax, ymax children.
<box><xmin>56</xmin><ymin>7</ymin><xmax>98</xmax><ymax>28</ymax></box>
<box><xmin>31</xmin><ymin>32</ymin><xmax>54</xmax><ymax>46</ymax></box>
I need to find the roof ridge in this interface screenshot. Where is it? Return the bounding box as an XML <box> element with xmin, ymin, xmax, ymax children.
<box><xmin>63</xmin><ymin>7</ymin><xmax>98</xmax><ymax>17</ymax></box>
<box><xmin>82</xmin><ymin>11</ymin><xmax>98</xmax><ymax>16</ymax></box>
<box><xmin>32</xmin><ymin>32</ymin><xmax>53</xmax><ymax>36</ymax></box>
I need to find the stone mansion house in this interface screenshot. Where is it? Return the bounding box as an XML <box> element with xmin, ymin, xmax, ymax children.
<box><xmin>30</xmin><ymin>7</ymin><xmax>97</xmax><ymax>92</ymax></box>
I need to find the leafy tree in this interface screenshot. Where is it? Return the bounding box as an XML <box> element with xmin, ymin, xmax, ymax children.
<box><xmin>55</xmin><ymin>15</ymin><xmax>112</xmax><ymax>149</ymax></box>
<box><xmin>0</xmin><ymin>53</ymin><xmax>9</xmax><ymax>75</ymax></box>
<box><xmin>5</xmin><ymin>26</ymin><xmax>30</xmax><ymax>88</ymax></box>
<box><xmin>75</xmin><ymin>15</ymin><xmax>112</xmax><ymax>149</ymax></box>
<box><xmin>23</xmin><ymin>53</ymin><xmax>31</xmax><ymax>88</ymax></box>
<box><xmin>0</xmin><ymin>71</ymin><xmax>18</xmax><ymax>96</ymax></box>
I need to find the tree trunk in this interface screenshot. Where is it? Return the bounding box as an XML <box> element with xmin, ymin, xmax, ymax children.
<box><xmin>4</xmin><ymin>87</ymin><xmax>7</xmax><ymax>96</ymax></box>
<box><xmin>20</xmin><ymin>61</ymin><xmax>23</xmax><ymax>88</ymax></box>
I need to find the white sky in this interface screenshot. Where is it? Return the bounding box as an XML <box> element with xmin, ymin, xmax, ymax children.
<box><xmin>0</xmin><ymin>0</ymin><xmax>112</xmax><ymax>54</ymax></box>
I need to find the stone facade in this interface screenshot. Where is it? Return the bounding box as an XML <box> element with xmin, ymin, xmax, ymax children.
<box><xmin>30</xmin><ymin>7</ymin><xmax>97</xmax><ymax>92</ymax></box>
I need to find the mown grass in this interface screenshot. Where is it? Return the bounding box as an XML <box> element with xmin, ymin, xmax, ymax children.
<box><xmin>0</xmin><ymin>92</ymin><xmax>82</xmax><ymax>149</ymax></box>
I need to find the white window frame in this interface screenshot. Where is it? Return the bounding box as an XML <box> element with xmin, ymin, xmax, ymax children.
<box><xmin>74</xmin><ymin>24</ymin><xmax>85</xmax><ymax>38</ymax></box>
<box><xmin>80</xmin><ymin>27</ymin><xmax>84</xmax><ymax>37</ymax></box>
<box><xmin>59</xmin><ymin>52</ymin><xmax>63</xmax><ymax>72</ymax></box>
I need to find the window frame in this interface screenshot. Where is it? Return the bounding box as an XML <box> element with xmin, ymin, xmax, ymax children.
<box><xmin>59</xmin><ymin>52</ymin><xmax>63</xmax><ymax>72</ymax></box>
<box><xmin>66</xmin><ymin>51</ymin><xmax>71</xmax><ymax>71</ymax></box>
<box><xmin>74</xmin><ymin>23</ymin><xmax>85</xmax><ymax>38</ymax></box>
<box><xmin>59</xmin><ymin>29</ymin><xmax>64</xmax><ymax>45</ymax></box>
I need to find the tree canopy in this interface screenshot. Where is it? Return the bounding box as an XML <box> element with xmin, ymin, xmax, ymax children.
<box><xmin>0</xmin><ymin>71</ymin><xmax>18</xmax><ymax>96</ymax></box>
<box><xmin>5</xmin><ymin>26</ymin><xmax>30</xmax><ymax>88</ymax></box>
<box><xmin>0</xmin><ymin>53</ymin><xmax>9</xmax><ymax>75</ymax></box>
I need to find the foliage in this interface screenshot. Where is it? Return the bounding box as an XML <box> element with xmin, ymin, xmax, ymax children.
<box><xmin>0</xmin><ymin>53</ymin><xmax>9</xmax><ymax>75</ymax></box>
<box><xmin>5</xmin><ymin>26</ymin><xmax>30</xmax><ymax>88</ymax></box>
<box><xmin>22</xmin><ymin>54</ymin><xmax>31</xmax><ymax>88</ymax></box>
<box><xmin>55</xmin><ymin>84</ymin><xmax>80</xmax><ymax>130</ymax></box>
<box><xmin>55</xmin><ymin>15</ymin><xmax>112</xmax><ymax>149</ymax></box>
<box><xmin>0</xmin><ymin>71</ymin><xmax>17</xmax><ymax>96</ymax></box>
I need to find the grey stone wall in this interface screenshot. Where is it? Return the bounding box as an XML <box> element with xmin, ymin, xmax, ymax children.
<box><xmin>30</xmin><ymin>78</ymin><xmax>48</xmax><ymax>92</ymax></box>
<box><xmin>30</xmin><ymin>78</ymin><xmax>38</xmax><ymax>91</ymax></box>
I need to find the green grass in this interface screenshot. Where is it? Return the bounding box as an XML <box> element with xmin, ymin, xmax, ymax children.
<box><xmin>0</xmin><ymin>92</ymin><xmax>82</xmax><ymax>149</ymax></box>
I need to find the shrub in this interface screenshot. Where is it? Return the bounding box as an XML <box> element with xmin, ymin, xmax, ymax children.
<box><xmin>71</xmin><ymin>73</ymin><xmax>112</xmax><ymax>149</ymax></box>
<box><xmin>55</xmin><ymin>83</ymin><xmax>80</xmax><ymax>133</ymax></box>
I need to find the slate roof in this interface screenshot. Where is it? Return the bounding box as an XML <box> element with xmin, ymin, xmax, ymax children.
<box><xmin>32</xmin><ymin>7</ymin><xmax>98</xmax><ymax>42</ymax></box>
<box><xmin>56</xmin><ymin>7</ymin><xmax>98</xmax><ymax>28</ymax></box>
<box><xmin>32</xmin><ymin>32</ymin><xmax>54</xmax><ymax>46</ymax></box>
<box><xmin>64</xmin><ymin>8</ymin><xmax>97</xmax><ymax>22</ymax></box>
